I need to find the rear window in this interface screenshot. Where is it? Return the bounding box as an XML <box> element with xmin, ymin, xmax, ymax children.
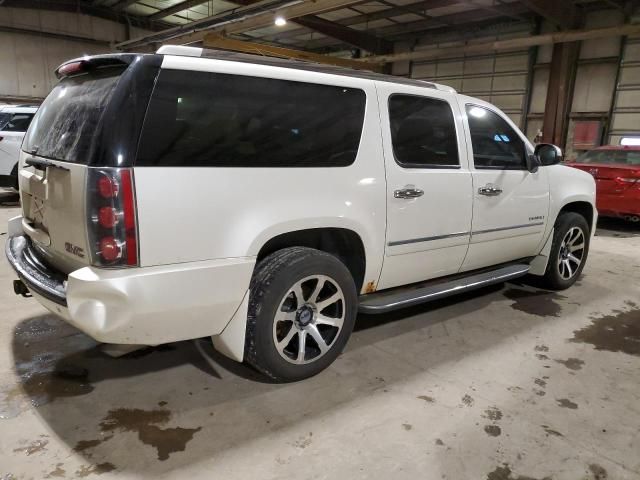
<box><xmin>577</xmin><ymin>149</ymin><xmax>640</xmax><ymax>166</ymax></box>
<box><xmin>1</xmin><ymin>113</ymin><xmax>35</xmax><ymax>132</ymax></box>
<box><xmin>22</xmin><ymin>67</ymin><xmax>125</xmax><ymax>163</ymax></box>
<box><xmin>136</xmin><ymin>70</ymin><xmax>366</xmax><ymax>167</ymax></box>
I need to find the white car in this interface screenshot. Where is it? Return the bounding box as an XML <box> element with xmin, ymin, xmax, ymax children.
<box><xmin>0</xmin><ymin>105</ymin><xmax>38</xmax><ymax>190</ymax></box>
<box><xmin>5</xmin><ymin>46</ymin><xmax>596</xmax><ymax>381</ymax></box>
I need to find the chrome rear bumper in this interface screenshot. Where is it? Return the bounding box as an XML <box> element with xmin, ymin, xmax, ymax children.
<box><xmin>5</xmin><ymin>235</ymin><xmax>67</xmax><ymax>306</ymax></box>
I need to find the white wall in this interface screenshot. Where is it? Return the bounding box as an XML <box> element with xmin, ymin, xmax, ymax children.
<box><xmin>0</xmin><ymin>7</ymin><xmax>151</xmax><ymax>101</ymax></box>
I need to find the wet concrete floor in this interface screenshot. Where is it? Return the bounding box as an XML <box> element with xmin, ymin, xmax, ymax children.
<box><xmin>1</xmin><ymin>196</ymin><xmax>639</xmax><ymax>479</ymax></box>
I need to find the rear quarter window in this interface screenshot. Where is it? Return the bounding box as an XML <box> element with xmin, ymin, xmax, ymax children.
<box><xmin>136</xmin><ymin>70</ymin><xmax>366</xmax><ymax>167</ymax></box>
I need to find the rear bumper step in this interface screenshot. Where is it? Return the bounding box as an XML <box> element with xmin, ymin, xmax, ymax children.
<box><xmin>5</xmin><ymin>235</ymin><xmax>68</xmax><ymax>306</ymax></box>
<box><xmin>358</xmin><ymin>264</ymin><xmax>530</xmax><ymax>314</ymax></box>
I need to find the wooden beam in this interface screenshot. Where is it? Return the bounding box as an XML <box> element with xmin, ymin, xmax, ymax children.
<box><xmin>520</xmin><ymin>0</ymin><xmax>577</xmax><ymax>29</ymax></box>
<box><xmin>292</xmin><ymin>15</ymin><xmax>393</xmax><ymax>53</ymax></box>
<box><xmin>364</xmin><ymin>23</ymin><xmax>640</xmax><ymax>63</ymax></box>
<box><xmin>202</xmin><ymin>33</ymin><xmax>383</xmax><ymax>71</ymax></box>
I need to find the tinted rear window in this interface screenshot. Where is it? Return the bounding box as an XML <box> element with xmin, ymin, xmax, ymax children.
<box><xmin>22</xmin><ymin>67</ymin><xmax>125</xmax><ymax>162</ymax></box>
<box><xmin>136</xmin><ymin>70</ymin><xmax>366</xmax><ymax>167</ymax></box>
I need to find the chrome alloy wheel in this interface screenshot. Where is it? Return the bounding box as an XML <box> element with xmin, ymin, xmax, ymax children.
<box><xmin>272</xmin><ymin>275</ymin><xmax>345</xmax><ymax>365</ymax></box>
<box><xmin>557</xmin><ymin>226</ymin><xmax>586</xmax><ymax>280</ymax></box>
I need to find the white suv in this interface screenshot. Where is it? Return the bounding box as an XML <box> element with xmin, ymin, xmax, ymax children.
<box><xmin>0</xmin><ymin>105</ymin><xmax>38</xmax><ymax>190</ymax></box>
<box><xmin>5</xmin><ymin>46</ymin><xmax>596</xmax><ymax>381</ymax></box>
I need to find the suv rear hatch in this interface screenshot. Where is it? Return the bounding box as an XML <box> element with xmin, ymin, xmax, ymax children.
<box><xmin>18</xmin><ymin>54</ymin><xmax>161</xmax><ymax>274</ymax></box>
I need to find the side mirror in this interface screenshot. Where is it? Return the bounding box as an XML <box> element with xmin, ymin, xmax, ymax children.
<box><xmin>535</xmin><ymin>143</ymin><xmax>563</xmax><ymax>167</ymax></box>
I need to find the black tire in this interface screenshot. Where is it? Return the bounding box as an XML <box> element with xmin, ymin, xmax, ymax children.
<box><xmin>539</xmin><ymin>212</ymin><xmax>590</xmax><ymax>290</ymax></box>
<box><xmin>245</xmin><ymin>247</ymin><xmax>358</xmax><ymax>382</ymax></box>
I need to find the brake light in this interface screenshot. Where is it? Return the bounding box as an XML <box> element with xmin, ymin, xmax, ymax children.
<box><xmin>56</xmin><ymin>61</ymin><xmax>87</xmax><ymax>78</ymax></box>
<box><xmin>88</xmin><ymin>168</ymin><xmax>138</xmax><ymax>267</ymax></box>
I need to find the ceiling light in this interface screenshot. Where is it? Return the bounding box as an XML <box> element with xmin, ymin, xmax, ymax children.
<box><xmin>275</xmin><ymin>16</ymin><xmax>287</xmax><ymax>26</ymax></box>
<box><xmin>620</xmin><ymin>137</ymin><xmax>640</xmax><ymax>146</ymax></box>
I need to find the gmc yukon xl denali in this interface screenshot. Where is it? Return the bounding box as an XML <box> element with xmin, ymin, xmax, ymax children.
<box><xmin>6</xmin><ymin>46</ymin><xmax>597</xmax><ymax>382</ymax></box>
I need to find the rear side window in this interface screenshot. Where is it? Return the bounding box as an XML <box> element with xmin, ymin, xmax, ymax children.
<box><xmin>22</xmin><ymin>67</ymin><xmax>125</xmax><ymax>162</ymax></box>
<box><xmin>389</xmin><ymin>95</ymin><xmax>459</xmax><ymax>168</ymax></box>
<box><xmin>1</xmin><ymin>113</ymin><xmax>35</xmax><ymax>132</ymax></box>
<box><xmin>466</xmin><ymin>105</ymin><xmax>525</xmax><ymax>169</ymax></box>
<box><xmin>136</xmin><ymin>70</ymin><xmax>366</xmax><ymax>167</ymax></box>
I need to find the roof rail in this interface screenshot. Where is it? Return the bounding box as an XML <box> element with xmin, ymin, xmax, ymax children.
<box><xmin>156</xmin><ymin>45</ymin><xmax>456</xmax><ymax>92</ymax></box>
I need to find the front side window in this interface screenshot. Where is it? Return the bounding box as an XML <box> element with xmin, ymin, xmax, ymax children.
<box><xmin>466</xmin><ymin>105</ymin><xmax>525</xmax><ymax>169</ymax></box>
<box><xmin>389</xmin><ymin>94</ymin><xmax>459</xmax><ymax>168</ymax></box>
<box><xmin>136</xmin><ymin>70</ymin><xmax>366</xmax><ymax>167</ymax></box>
<box><xmin>577</xmin><ymin>149</ymin><xmax>640</xmax><ymax>166</ymax></box>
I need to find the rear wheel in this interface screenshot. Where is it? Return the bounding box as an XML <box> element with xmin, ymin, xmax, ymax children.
<box><xmin>539</xmin><ymin>212</ymin><xmax>590</xmax><ymax>290</ymax></box>
<box><xmin>245</xmin><ymin>247</ymin><xmax>357</xmax><ymax>382</ymax></box>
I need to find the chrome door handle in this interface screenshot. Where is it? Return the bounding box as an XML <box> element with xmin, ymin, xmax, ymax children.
<box><xmin>394</xmin><ymin>186</ymin><xmax>424</xmax><ymax>199</ymax></box>
<box><xmin>478</xmin><ymin>184</ymin><xmax>503</xmax><ymax>196</ymax></box>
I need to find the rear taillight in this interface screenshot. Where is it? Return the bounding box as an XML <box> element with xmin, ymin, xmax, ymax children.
<box><xmin>88</xmin><ymin>168</ymin><xmax>138</xmax><ymax>267</ymax></box>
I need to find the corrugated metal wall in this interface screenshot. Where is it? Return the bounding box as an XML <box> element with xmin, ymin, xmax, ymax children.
<box><xmin>407</xmin><ymin>26</ymin><xmax>533</xmax><ymax>129</ymax></box>
<box><xmin>0</xmin><ymin>8</ymin><xmax>148</xmax><ymax>102</ymax></box>
<box><xmin>609</xmin><ymin>34</ymin><xmax>640</xmax><ymax>146</ymax></box>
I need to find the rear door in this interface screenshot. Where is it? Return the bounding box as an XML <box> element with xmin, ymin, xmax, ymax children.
<box><xmin>0</xmin><ymin>112</ymin><xmax>34</xmax><ymax>176</ymax></box>
<box><xmin>459</xmin><ymin>101</ymin><xmax>549</xmax><ymax>271</ymax></box>
<box><xmin>376</xmin><ymin>84</ymin><xmax>473</xmax><ymax>290</ymax></box>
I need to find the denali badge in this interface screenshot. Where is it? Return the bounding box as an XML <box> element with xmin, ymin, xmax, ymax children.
<box><xmin>529</xmin><ymin>215</ymin><xmax>545</xmax><ymax>221</ymax></box>
<box><xmin>65</xmin><ymin>242</ymin><xmax>85</xmax><ymax>258</ymax></box>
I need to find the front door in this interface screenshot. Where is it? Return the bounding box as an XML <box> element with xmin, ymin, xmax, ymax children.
<box><xmin>459</xmin><ymin>102</ymin><xmax>550</xmax><ymax>271</ymax></box>
<box><xmin>377</xmin><ymin>85</ymin><xmax>473</xmax><ymax>290</ymax></box>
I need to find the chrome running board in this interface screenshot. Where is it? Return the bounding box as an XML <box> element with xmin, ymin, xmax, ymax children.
<box><xmin>358</xmin><ymin>264</ymin><xmax>530</xmax><ymax>314</ymax></box>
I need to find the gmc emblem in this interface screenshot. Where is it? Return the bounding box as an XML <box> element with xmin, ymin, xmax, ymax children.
<box><xmin>65</xmin><ymin>242</ymin><xmax>85</xmax><ymax>258</ymax></box>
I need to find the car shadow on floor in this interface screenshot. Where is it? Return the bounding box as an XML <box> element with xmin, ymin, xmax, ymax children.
<box><xmin>6</xmin><ymin>275</ymin><xmax>610</xmax><ymax>476</ymax></box>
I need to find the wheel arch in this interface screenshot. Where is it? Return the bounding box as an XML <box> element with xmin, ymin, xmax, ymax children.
<box><xmin>557</xmin><ymin>200</ymin><xmax>596</xmax><ymax>233</ymax></box>
<box><xmin>255</xmin><ymin>227</ymin><xmax>367</xmax><ymax>293</ymax></box>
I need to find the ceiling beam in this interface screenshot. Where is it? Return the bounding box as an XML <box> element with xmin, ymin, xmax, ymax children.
<box><xmin>365</xmin><ymin>22</ymin><xmax>640</xmax><ymax>63</ymax></box>
<box><xmin>292</xmin><ymin>15</ymin><xmax>393</xmax><ymax>53</ymax></box>
<box><xmin>148</xmin><ymin>0</ymin><xmax>209</xmax><ymax>21</ymax></box>
<box><xmin>260</xmin><ymin>0</ymin><xmax>464</xmax><ymax>42</ymax></box>
<box><xmin>117</xmin><ymin>0</ymin><xmax>367</xmax><ymax>49</ymax></box>
<box><xmin>519</xmin><ymin>0</ymin><xmax>577</xmax><ymax>29</ymax></box>
<box><xmin>272</xmin><ymin>3</ymin><xmax>530</xmax><ymax>50</ymax></box>
<box><xmin>0</xmin><ymin>0</ymin><xmax>167</xmax><ymax>30</ymax></box>
<box><xmin>112</xmin><ymin>0</ymin><xmax>141</xmax><ymax>11</ymax></box>
<box><xmin>203</xmin><ymin>33</ymin><xmax>382</xmax><ymax>70</ymax></box>
<box><xmin>147</xmin><ymin>0</ymin><xmax>264</xmax><ymax>21</ymax></box>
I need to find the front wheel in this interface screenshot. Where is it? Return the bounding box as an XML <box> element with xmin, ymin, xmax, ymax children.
<box><xmin>539</xmin><ymin>212</ymin><xmax>590</xmax><ymax>290</ymax></box>
<box><xmin>245</xmin><ymin>247</ymin><xmax>357</xmax><ymax>382</ymax></box>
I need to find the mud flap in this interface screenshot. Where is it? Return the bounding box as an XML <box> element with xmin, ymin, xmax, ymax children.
<box><xmin>528</xmin><ymin>228</ymin><xmax>554</xmax><ymax>276</ymax></box>
<box><xmin>211</xmin><ymin>289</ymin><xmax>249</xmax><ymax>362</ymax></box>
<box><xmin>7</xmin><ymin>215</ymin><xmax>24</xmax><ymax>237</ymax></box>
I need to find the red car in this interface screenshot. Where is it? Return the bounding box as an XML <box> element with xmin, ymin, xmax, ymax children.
<box><xmin>567</xmin><ymin>146</ymin><xmax>640</xmax><ymax>222</ymax></box>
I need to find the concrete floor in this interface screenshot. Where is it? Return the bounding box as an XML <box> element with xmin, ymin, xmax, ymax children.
<box><xmin>0</xmin><ymin>191</ymin><xmax>639</xmax><ymax>480</ymax></box>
